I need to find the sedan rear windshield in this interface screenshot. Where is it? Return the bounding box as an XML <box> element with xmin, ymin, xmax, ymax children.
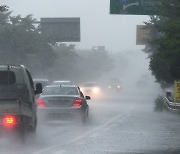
<box><xmin>0</xmin><ymin>71</ymin><xmax>16</xmax><ymax>85</ymax></box>
<box><xmin>42</xmin><ymin>87</ymin><xmax>78</xmax><ymax>95</ymax></box>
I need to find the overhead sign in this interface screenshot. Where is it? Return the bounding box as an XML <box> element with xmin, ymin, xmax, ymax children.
<box><xmin>174</xmin><ymin>81</ymin><xmax>180</xmax><ymax>102</ymax></box>
<box><xmin>110</xmin><ymin>0</ymin><xmax>160</xmax><ymax>15</ymax></box>
<box><xmin>41</xmin><ymin>18</ymin><xmax>80</xmax><ymax>42</ymax></box>
<box><xmin>136</xmin><ymin>25</ymin><xmax>150</xmax><ymax>45</ymax></box>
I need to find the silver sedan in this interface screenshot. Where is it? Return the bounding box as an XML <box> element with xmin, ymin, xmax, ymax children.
<box><xmin>36</xmin><ymin>85</ymin><xmax>90</xmax><ymax>123</ymax></box>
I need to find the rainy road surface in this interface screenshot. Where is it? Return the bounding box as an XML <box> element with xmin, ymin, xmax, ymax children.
<box><xmin>1</xmin><ymin>92</ymin><xmax>180</xmax><ymax>154</ymax></box>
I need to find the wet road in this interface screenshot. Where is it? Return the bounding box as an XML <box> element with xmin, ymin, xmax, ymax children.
<box><xmin>1</xmin><ymin>92</ymin><xmax>180</xmax><ymax>154</ymax></box>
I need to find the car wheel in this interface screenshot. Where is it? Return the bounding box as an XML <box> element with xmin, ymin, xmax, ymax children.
<box><xmin>82</xmin><ymin>107</ymin><xmax>89</xmax><ymax>123</ymax></box>
<box><xmin>17</xmin><ymin>116</ymin><xmax>27</xmax><ymax>144</ymax></box>
<box><xmin>29</xmin><ymin>116</ymin><xmax>37</xmax><ymax>133</ymax></box>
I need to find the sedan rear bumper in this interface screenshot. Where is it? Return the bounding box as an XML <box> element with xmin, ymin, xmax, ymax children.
<box><xmin>38</xmin><ymin>106</ymin><xmax>82</xmax><ymax>113</ymax></box>
<box><xmin>37</xmin><ymin>106</ymin><xmax>85</xmax><ymax>121</ymax></box>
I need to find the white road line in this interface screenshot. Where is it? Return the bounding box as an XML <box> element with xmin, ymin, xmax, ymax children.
<box><xmin>89</xmin><ymin>133</ymin><xmax>99</xmax><ymax>138</ymax></box>
<box><xmin>53</xmin><ymin>150</ymin><xmax>66</xmax><ymax>154</ymax></box>
<box><xmin>32</xmin><ymin>145</ymin><xmax>58</xmax><ymax>154</ymax></box>
<box><xmin>69</xmin><ymin>112</ymin><xmax>128</xmax><ymax>143</ymax></box>
<box><xmin>33</xmin><ymin>105</ymin><xmax>135</xmax><ymax>154</ymax></box>
<box><xmin>75</xmin><ymin>141</ymin><xmax>84</xmax><ymax>145</ymax></box>
<box><xmin>103</xmin><ymin>127</ymin><xmax>110</xmax><ymax>131</ymax></box>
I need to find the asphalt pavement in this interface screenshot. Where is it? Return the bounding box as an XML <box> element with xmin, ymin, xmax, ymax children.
<box><xmin>1</xmin><ymin>92</ymin><xmax>180</xmax><ymax>154</ymax></box>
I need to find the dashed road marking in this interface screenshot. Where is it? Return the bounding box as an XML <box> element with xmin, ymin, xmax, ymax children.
<box><xmin>32</xmin><ymin>105</ymin><xmax>135</xmax><ymax>154</ymax></box>
<box><xmin>53</xmin><ymin>150</ymin><xmax>66</xmax><ymax>154</ymax></box>
<box><xmin>32</xmin><ymin>145</ymin><xmax>58</xmax><ymax>154</ymax></box>
<box><xmin>89</xmin><ymin>133</ymin><xmax>99</xmax><ymax>138</ymax></box>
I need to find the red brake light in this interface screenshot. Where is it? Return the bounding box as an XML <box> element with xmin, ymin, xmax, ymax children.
<box><xmin>73</xmin><ymin>99</ymin><xmax>83</xmax><ymax>107</ymax></box>
<box><xmin>36</xmin><ymin>99</ymin><xmax>46</xmax><ymax>107</ymax></box>
<box><xmin>2</xmin><ymin>115</ymin><xmax>17</xmax><ymax>128</ymax></box>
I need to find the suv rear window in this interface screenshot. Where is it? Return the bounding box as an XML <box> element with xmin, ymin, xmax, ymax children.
<box><xmin>0</xmin><ymin>71</ymin><xmax>16</xmax><ymax>85</ymax></box>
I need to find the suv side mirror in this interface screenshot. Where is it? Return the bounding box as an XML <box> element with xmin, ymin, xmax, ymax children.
<box><xmin>85</xmin><ymin>96</ymin><xmax>91</xmax><ymax>100</ymax></box>
<box><xmin>35</xmin><ymin>83</ymin><xmax>42</xmax><ymax>94</ymax></box>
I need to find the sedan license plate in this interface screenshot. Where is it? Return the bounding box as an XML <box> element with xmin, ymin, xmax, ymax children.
<box><xmin>48</xmin><ymin>100</ymin><xmax>70</xmax><ymax>107</ymax></box>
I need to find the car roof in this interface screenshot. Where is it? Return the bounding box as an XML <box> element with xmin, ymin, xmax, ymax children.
<box><xmin>53</xmin><ymin>80</ymin><xmax>71</xmax><ymax>83</ymax></box>
<box><xmin>45</xmin><ymin>84</ymin><xmax>77</xmax><ymax>88</ymax></box>
<box><xmin>33</xmin><ymin>79</ymin><xmax>49</xmax><ymax>82</ymax></box>
<box><xmin>0</xmin><ymin>65</ymin><xmax>26</xmax><ymax>70</ymax></box>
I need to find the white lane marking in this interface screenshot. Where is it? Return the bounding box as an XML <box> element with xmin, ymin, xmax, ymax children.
<box><xmin>103</xmin><ymin>127</ymin><xmax>110</xmax><ymax>131</ymax></box>
<box><xmin>69</xmin><ymin>106</ymin><xmax>134</xmax><ymax>143</ymax></box>
<box><xmin>75</xmin><ymin>141</ymin><xmax>84</xmax><ymax>145</ymax></box>
<box><xmin>33</xmin><ymin>105</ymin><xmax>135</xmax><ymax>154</ymax></box>
<box><xmin>32</xmin><ymin>145</ymin><xmax>58</xmax><ymax>154</ymax></box>
<box><xmin>89</xmin><ymin>133</ymin><xmax>99</xmax><ymax>138</ymax></box>
<box><xmin>117</xmin><ymin>119</ymin><xmax>124</xmax><ymax>123</ymax></box>
<box><xmin>53</xmin><ymin>150</ymin><xmax>66</xmax><ymax>154</ymax></box>
<box><xmin>69</xmin><ymin>113</ymin><xmax>127</xmax><ymax>143</ymax></box>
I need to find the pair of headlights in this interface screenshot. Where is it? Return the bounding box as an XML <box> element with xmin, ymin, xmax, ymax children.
<box><xmin>108</xmin><ymin>85</ymin><xmax>121</xmax><ymax>89</ymax></box>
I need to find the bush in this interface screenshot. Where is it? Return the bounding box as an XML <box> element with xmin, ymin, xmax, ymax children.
<box><xmin>154</xmin><ymin>96</ymin><xmax>167</xmax><ymax>111</ymax></box>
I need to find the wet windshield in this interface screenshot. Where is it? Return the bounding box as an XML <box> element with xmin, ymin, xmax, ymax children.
<box><xmin>43</xmin><ymin>86</ymin><xmax>78</xmax><ymax>95</ymax></box>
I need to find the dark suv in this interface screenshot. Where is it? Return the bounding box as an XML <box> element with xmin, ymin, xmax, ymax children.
<box><xmin>0</xmin><ymin>65</ymin><xmax>42</xmax><ymax>138</ymax></box>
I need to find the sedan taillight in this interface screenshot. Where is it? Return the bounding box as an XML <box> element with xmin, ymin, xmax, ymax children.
<box><xmin>73</xmin><ymin>99</ymin><xmax>83</xmax><ymax>107</ymax></box>
<box><xmin>36</xmin><ymin>99</ymin><xmax>46</xmax><ymax>107</ymax></box>
<box><xmin>2</xmin><ymin>115</ymin><xmax>17</xmax><ymax>128</ymax></box>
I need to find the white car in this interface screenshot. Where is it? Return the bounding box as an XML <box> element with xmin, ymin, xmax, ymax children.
<box><xmin>79</xmin><ymin>82</ymin><xmax>101</xmax><ymax>98</ymax></box>
<box><xmin>36</xmin><ymin>85</ymin><xmax>90</xmax><ymax>122</ymax></box>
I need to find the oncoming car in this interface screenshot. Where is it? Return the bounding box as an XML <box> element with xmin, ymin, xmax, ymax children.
<box><xmin>36</xmin><ymin>85</ymin><xmax>90</xmax><ymax>122</ymax></box>
<box><xmin>80</xmin><ymin>82</ymin><xmax>101</xmax><ymax>98</ymax></box>
<box><xmin>108</xmin><ymin>78</ymin><xmax>122</xmax><ymax>92</ymax></box>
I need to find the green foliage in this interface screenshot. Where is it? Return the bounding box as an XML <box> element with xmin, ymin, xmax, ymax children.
<box><xmin>0</xmin><ymin>11</ymin><xmax>57</xmax><ymax>76</ymax></box>
<box><xmin>50</xmin><ymin>44</ymin><xmax>114</xmax><ymax>83</ymax></box>
<box><xmin>144</xmin><ymin>0</ymin><xmax>180</xmax><ymax>86</ymax></box>
<box><xmin>76</xmin><ymin>47</ymin><xmax>114</xmax><ymax>82</ymax></box>
<box><xmin>154</xmin><ymin>96</ymin><xmax>167</xmax><ymax>111</ymax></box>
<box><xmin>51</xmin><ymin>43</ymin><xmax>79</xmax><ymax>80</ymax></box>
<box><xmin>0</xmin><ymin>10</ymin><xmax>113</xmax><ymax>81</ymax></box>
<box><xmin>0</xmin><ymin>5</ymin><xmax>8</xmax><ymax>12</ymax></box>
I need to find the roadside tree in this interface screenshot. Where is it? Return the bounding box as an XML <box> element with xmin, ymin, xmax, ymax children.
<box><xmin>144</xmin><ymin>0</ymin><xmax>180</xmax><ymax>87</ymax></box>
<box><xmin>0</xmin><ymin>11</ymin><xmax>57</xmax><ymax>76</ymax></box>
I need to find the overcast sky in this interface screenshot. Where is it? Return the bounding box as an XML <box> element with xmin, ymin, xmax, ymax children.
<box><xmin>1</xmin><ymin>0</ymin><xmax>150</xmax><ymax>52</ymax></box>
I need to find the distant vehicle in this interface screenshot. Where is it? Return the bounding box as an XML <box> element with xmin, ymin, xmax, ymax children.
<box><xmin>33</xmin><ymin>79</ymin><xmax>49</xmax><ymax>88</ymax></box>
<box><xmin>108</xmin><ymin>78</ymin><xmax>121</xmax><ymax>92</ymax></box>
<box><xmin>0</xmin><ymin>65</ymin><xmax>42</xmax><ymax>140</ymax></box>
<box><xmin>36</xmin><ymin>85</ymin><xmax>90</xmax><ymax>122</ymax></box>
<box><xmin>80</xmin><ymin>82</ymin><xmax>101</xmax><ymax>98</ymax></box>
<box><xmin>53</xmin><ymin>80</ymin><xmax>72</xmax><ymax>85</ymax></box>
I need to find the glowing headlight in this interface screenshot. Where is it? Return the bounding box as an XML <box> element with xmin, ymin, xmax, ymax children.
<box><xmin>93</xmin><ymin>87</ymin><xmax>100</xmax><ymax>93</ymax></box>
<box><xmin>117</xmin><ymin>85</ymin><xmax>121</xmax><ymax>88</ymax></box>
<box><xmin>108</xmin><ymin>86</ymin><xmax>111</xmax><ymax>88</ymax></box>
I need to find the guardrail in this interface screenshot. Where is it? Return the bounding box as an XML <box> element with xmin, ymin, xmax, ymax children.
<box><xmin>164</xmin><ymin>97</ymin><xmax>180</xmax><ymax>111</ymax></box>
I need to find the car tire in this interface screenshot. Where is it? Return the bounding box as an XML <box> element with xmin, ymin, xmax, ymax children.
<box><xmin>18</xmin><ymin>116</ymin><xmax>27</xmax><ymax>144</ymax></box>
<box><xmin>82</xmin><ymin>107</ymin><xmax>89</xmax><ymax>124</ymax></box>
<box><xmin>29</xmin><ymin>116</ymin><xmax>37</xmax><ymax>133</ymax></box>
